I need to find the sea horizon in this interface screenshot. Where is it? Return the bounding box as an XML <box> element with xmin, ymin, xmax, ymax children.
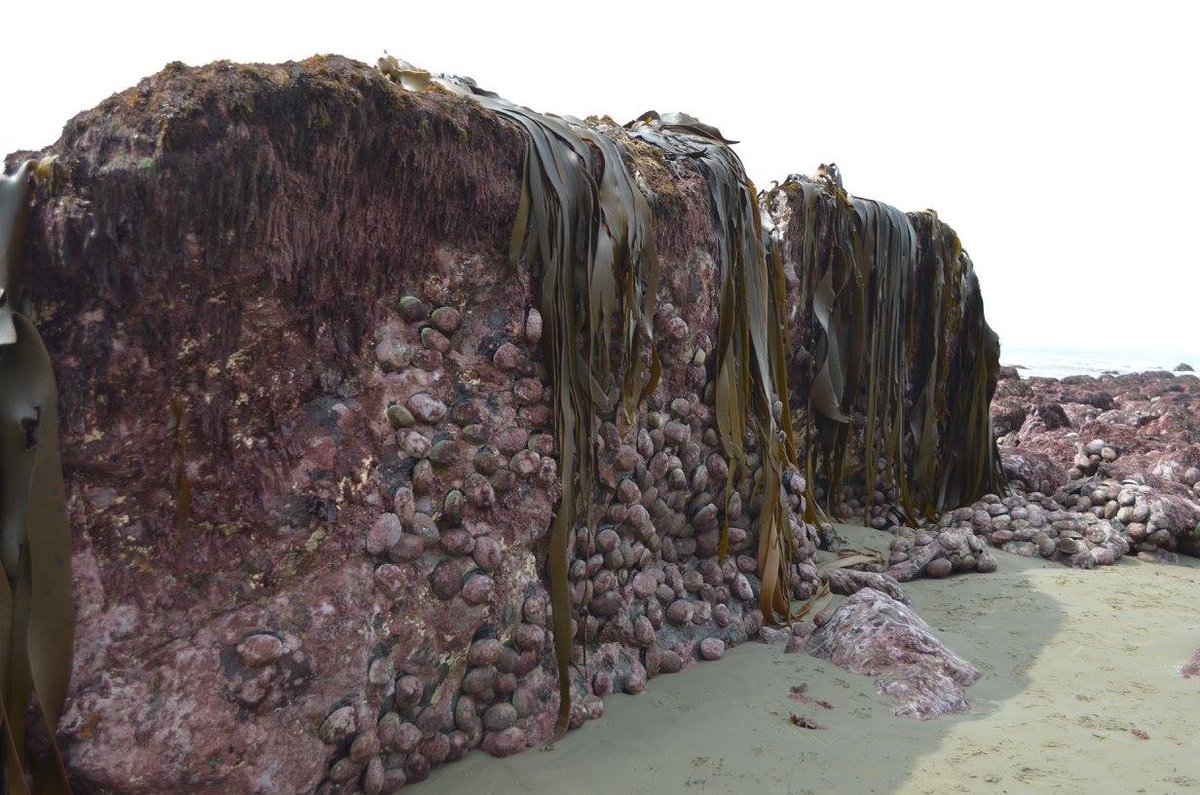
<box><xmin>999</xmin><ymin>343</ymin><xmax>1197</xmax><ymax>380</ymax></box>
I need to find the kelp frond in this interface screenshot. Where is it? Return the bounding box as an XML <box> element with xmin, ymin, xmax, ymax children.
<box><xmin>380</xmin><ymin>61</ymin><xmax>1004</xmax><ymax>739</ymax></box>
<box><xmin>0</xmin><ymin>162</ymin><xmax>75</xmax><ymax>794</ymax></box>
<box><xmin>380</xmin><ymin>66</ymin><xmax>662</xmax><ymax>736</ymax></box>
<box><xmin>766</xmin><ymin>171</ymin><xmax>1005</xmax><ymax>525</ymax></box>
<box><xmin>625</xmin><ymin>112</ymin><xmax>800</xmax><ymax>624</ymax></box>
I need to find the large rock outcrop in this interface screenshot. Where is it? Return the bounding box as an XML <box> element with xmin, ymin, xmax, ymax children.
<box><xmin>7</xmin><ymin>56</ymin><xmax>1002</xmax><ymax>793</ymax></box>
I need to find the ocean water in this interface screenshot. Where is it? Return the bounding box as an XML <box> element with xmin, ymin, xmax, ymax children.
<box><xmin>999</xmin><ymin>345</ymin><xmax>1198</xmax><ymax>380</ymax></box>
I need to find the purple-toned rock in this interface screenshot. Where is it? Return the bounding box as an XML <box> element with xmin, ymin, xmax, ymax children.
<box><xmin>430</xmin><ymin>306</ymin><xmax>462</xmax><ymax>333</ymax></box>
<box><xmin>482</xmin><ymin>703</ymin><xmax>518</xmax><ymax>731</ymax></box>
<box><xmin>633</xmin><ymin>615</ymin><xmax>656</xmax><ymax>646</ymax></box>
<box><xmin>18</xmin><ymin>53</ymin><xmax>1059</xmax><ymax>794</ymax></box>
<box><xmin>493</xmin><ymin>342</ymin><xmax>522</xmax><ymax>370</ymax></box>
<box><xmin>400</xmin><ymin>430</ymin><xmax>432</xmax><ymax>459</ymax></box>
<box><xmin>807</xmin><ymin>588</ymin><xmax>980</xmax><ymax>719</ymax></box>
<box><xmin>758</xmin><ymin>626</ymin><xmax>789</xmax><ymax>644</ymax></box>
<box><xmin>461</xmin><ymin>574</ymin><xmax>495</xmax><ymax>605</ymax></box>
<box><xmin>376</xmin><ymin>339</ymin><xmax>412</xmax><ymax>371</ymax></box>
<box><xmin>472</xmin><ymin>535</ymin><xmax>502</xmax><ymax>573</ymax></box>
<box><xmin>236</xmin><ymin>633</ymin><xmax>284</xmax><ymax>667</ymax></box>
<box><xmin>617</xmin><ymin>478</ymin><xmax>642</xmax><ymax>505</ymax></box>
<box><xmin>349</xmin><ymin>731</ymin><xmax>380</xmax><ymax>762</ymax></box>
<box><xmin>464</xmin><ymin>472</ymin><xmax>496</xmax><ymax>509</ymax></box>
<box><xmin>631</xmin><ymin>571</ymin><xmax>657</xmax><ymax>599</ymax></box>
<box><xmin>328</xmin><ymin>757</ymin><xmax>362</xmax><ymax>783</ymax></box>
<box><xmin>624</xmin><ymin>665</ymin><xmax>647</xmax><ymax>694</ymax></box>
<box><xmin>388</xmin><ymin>534</ymin><xmax>425</xmax><ymax>563</ymax></box>
<box><xmin>513</xmin><ymin>624</ymin><xmax>545</xmax><ymax>653</ymax></box>
<box><xmin>318</xmin><ymin>706</ymin><xmax>357</xmax><ymax>744</ymax></box>
<box><xmin>658</xmin><ymin>649</ymin><xmax>685</xmax><ymax>674</ymax></box>
<box><xmin>524</xmin><ymin>309</ymin><xmax>543</xmax><ymax>344</ymax></box>
<box><xmin>589</xmin><ymin>591</ymin><xmax>623</xmax><ymax>618</ymax></box>
<box><xmin>925</xmin><ymin>558</ymin><xmax>953</xmax><ymax>578</ymax></box>
<box><xmin>399</xmin><ymin>295</ymin><xmax>430</xmax><ymax>321</ymax></box>
<box><xmin>666</xmin><ymin>599</ymin><xmax>694</xmax><ymax>625</ymax></box>
<box><xmin>513</xmin><ymin>378</ymin><xmax>543</xmax><ymax>405</ymax></box>
<box><xmin>373</xmin><ymin>563</ymin><xmax>412</xmax><ymax>598</ymax></box>
<box><xmin>386</xmin><ymin>719</ymin><xmax>422</xmax><ymax>753</ymax></box>
<box><xmin>592</xmin><ymin>670</ymin><xmax>614</xmax><ymax>697</ymax></box>
<box><xmin>699</xmin><ymin>638</ymin><xmax>725</xmax><ymax>661</ymax></box>
<box><xmin>405</xmin><ymin>751</ymin><xmax>431</xmax><ymax>783</ymax></box>
<box><xmin>615</xmin><ymin>445</ymin><xmax>640</xmax><ymax>472</ymax></box>
<box><xmin>365</xmin><ymin>512</ymin><xmax>404</xmax><ymax>555</ymax></box>
<box><xmin>523</xmin><ymin>595</ymin><xmax>548</xmax><ymax>626</ymax></box>
<box><xmin>420</xmin><ymin>326</ymin><xmax>450</xmax><ymax>353</ymax></box>
<box><xmin>407</xmin><ymin>393</ymin><xmax>448</xmax><ymax>424</ymax></box>
<box><xmin>429</xmin><ymin>562</ymin><xmax>464</xmax><ymax>600</ymax></box>
<box><xmin>362</xmin><ymin>757</ymin><xmax>385</xmax><ymax>794</ymax></box>
<box><xmin>822</xmin><ymin>568</ymin><xmax>907</xmax><ymax>603</ymax></box>
<box><xmin>467</xmin><ymin>639</ymin><xmax>503</xmax><ymax>667</ymax></box>
<box><xmin>394</xmin><ymin>675</ymin><xmax>424</xmax><ymax>708</ymax></box>
<box><xmin>421</xmin><ymin>732</ymin><xmax>451</xmax><ymax>765</ymax></box>
<box><xmin>510</xmin><ymin>449</ymin><xmax>541</xmax><ymax>476</ymax></box>
<box><xmin>1183</xmin><ymin>648</ymin><xmax>1200</xmax><ymax>678</ymax></box>
<box><xmin>482</xmin><ymin>727</ymin><xmax>527</xmax><ymax>757</ymax></box>
<box><xmin>393</xmin><ymin>486</ymin><xmax>416</xmax><ymax>523</ymax></box>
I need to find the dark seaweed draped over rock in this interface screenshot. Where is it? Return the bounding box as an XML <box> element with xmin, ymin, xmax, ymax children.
<box><xmin>764</xmin><ymin>175</ymin><xmax>1005</xmax><ymax>525</ymax></box>
<box><xmin>6</xmin><ymin>55</ymin><xmax>1005</xmax><ymax>793</ymax></box>
<box><xmin>1</xmin><ymin>161</ymin><xmax>75</xmax><ymax>793</ymax></box>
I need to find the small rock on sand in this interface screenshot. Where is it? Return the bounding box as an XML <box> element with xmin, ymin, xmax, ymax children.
<box><xmin>807</xmin><ymin>588</ymin><xmax>980</xmax><ymax>719</ymax></box>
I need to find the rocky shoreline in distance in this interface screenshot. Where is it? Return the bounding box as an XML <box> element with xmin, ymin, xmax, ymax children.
<box><xmin>845</xmin><ymin>368</ymin><xmax>1200</xmax><ymax>582</ymax></box>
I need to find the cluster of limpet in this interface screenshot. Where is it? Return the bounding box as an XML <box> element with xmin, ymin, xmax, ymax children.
<box><xmin>313</xmin><ymin>291</ymin><xmax>821</xmax><ymax>793</ymax></box>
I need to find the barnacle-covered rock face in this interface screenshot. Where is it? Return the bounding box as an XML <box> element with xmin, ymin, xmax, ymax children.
<box><xmin>11</xmin><ymin>54</ymin><xmax>1004</xmax><ymax>793</ymax></box>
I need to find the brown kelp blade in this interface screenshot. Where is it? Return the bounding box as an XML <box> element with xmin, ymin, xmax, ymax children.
<box><xmin>0</xmin><ymin>161</ymin><xmax>36</xmax><ymax>348</ymax></box>
<box><xmin>380</xmin><ymin>66</ymin><xmax>662</xmax><ymax>736</ymax></box>
<box><xmin>626</xmin><ymin>113</ymin><xmax>800</xmax><ymax>625</ymax></box>
<box><xmin>1</xmin><ymin>162</ymin><xmax>74</xmax><ymax>794</ymax></box>
<box><xmin>765</xmin><ymin>172</ymin><xmax>1004</xmax><ymax>528</ymax></box>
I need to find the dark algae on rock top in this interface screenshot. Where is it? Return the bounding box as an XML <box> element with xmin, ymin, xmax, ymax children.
<box><xmin>0</xmin><ymin>161</ymin><xmax>75</xmax><ymax>792</ymax></box>
<box><xmin>7</xmin><ymin>54</ymin><xmax>1012</xmax><ymax>793</ymax></box>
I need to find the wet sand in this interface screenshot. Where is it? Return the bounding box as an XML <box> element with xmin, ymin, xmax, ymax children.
<box><xmin>426</xmin><ymin>523</ymin><xmax>1200</xmax><ymax>794</ymax></box>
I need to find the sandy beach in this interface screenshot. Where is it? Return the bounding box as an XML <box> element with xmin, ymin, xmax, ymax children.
<box><xmin>425</xmin><ymin>523</ymin><xmax>1200</xmax><ymax>795</ymax></box>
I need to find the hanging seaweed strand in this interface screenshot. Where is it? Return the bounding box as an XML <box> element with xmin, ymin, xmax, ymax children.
<box><xmin>765</xmin><ymin>171</ymin><xmax>1005</xmax><ymax>526</ymax></box>
<box><xmin>0</xmin><ymin>161</ymin><xmax>75</xmax><ymax>794</ymax></box>
<box><xmin>380</xmin><ymin>61</ymin><xmax>663</xmax><ymax>737</ymax></box>
<box><xmin>380</xmin><ymin>58</ymin><xmax>1003</xmax><ymax>742</ymax></box>
<box><xmin>625</xmin><ymin>113</ymin><xmax>800</xmax><ymax>624</ymax></box>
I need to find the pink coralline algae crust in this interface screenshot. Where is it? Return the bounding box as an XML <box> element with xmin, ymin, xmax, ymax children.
<box><xmin>806</xmin><ymin>588</ymin><xmax>981</xmax><ymax>719</ymax></box>
<box><xmin>871</xmin><ymin>370</ymin><xmax>1200</xmax><ymax>580</ymax></box>
<box><xmin>819</xmin><ymin>365</ymin><xmax>1199</xmax><ymax>583</ymax></box>
<box><xmin>9</xmin><ymin>53</ymin><xmax>1026</xmax><ymax>793</ymax></box>
<box><xmin>16</xmin><ymin>56</ymin><xmax>825</xmax><ymax>794</ymax></box>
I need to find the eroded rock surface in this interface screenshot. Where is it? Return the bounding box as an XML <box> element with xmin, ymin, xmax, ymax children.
<box><xmin>9</xmin><ymin>55</ymin><xmax>1005</xmax><ymax>793</ymax></box>
<box><xmin>14</xmin><ymin>56</ymin><xmax>816</xmax><ymax>793</ymax></box>
<box><xmin>807</xmin><ymin>588</ymin><xmax>980</xmax><ymax>719</ymax></box>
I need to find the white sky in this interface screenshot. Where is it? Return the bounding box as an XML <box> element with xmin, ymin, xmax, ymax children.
<box><xmin>3</xmin><ymin>0</ymin><xmax>1196</xmax><ymax>356</ymax></box>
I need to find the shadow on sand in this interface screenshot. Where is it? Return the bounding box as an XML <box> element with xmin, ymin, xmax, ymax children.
<box><xmin>422</xmin><ymin>522</ymin><xmax>1074</xmax><ymax>794</ymax></box>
